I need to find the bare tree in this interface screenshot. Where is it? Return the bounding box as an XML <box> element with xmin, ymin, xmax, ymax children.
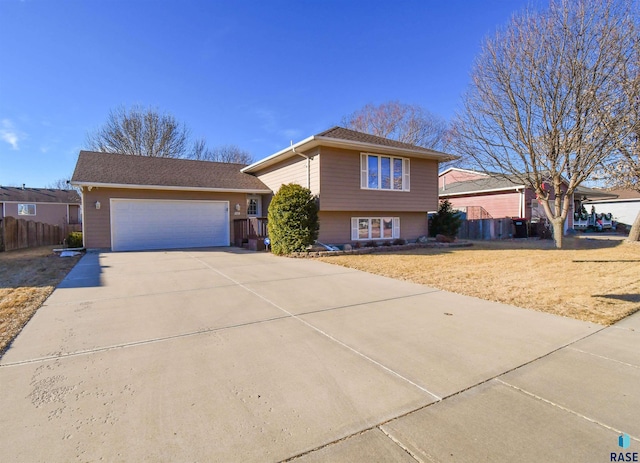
<box><xmin>188</xmin><ymin>140</ymin><xmax>253</xmax><ymax>164</ymax></box>
<box><xmin>47</xmin><ymin>176</ymin><xmax>80</xmax><ymax>192</ymax></box>
<box><xmin>453</xmin><ymin>0</ymin><xmax>637</xmax><ymax>248</ymax></box>
<box><xmin>86</xmin><ymin>105</ymin><xmax>190</xmax><ymax>158</ymax></box>
<box><xmin>342</xmin><ymin>101</ymin><xmax>449</xmax><ymax>150</ymax></box>
<box><xmin>601</xmin><ymin>33</ymin><xmax>640</xmax><ymax>241</ymax></box>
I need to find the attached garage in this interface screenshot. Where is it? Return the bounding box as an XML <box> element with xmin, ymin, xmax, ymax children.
<box><xmin>71</xmin><ymin>152</ymin><xmax>272</xmax><ymax>251</ymax></box>
<box><xmin>111</xmin><ymin>199</ymin><xmax>229</xmax><ymax>251</ymax></box>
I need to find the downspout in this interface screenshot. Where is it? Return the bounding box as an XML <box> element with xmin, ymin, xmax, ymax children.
<box><xmin>80</xmin><ymin>185</ymin><xmax>86</xmax><ymax>249</ymax></box>
<box><xmin>291</xmin><ymin>142</ymin><xmax>311</xmax><ymax>190</ymax></box>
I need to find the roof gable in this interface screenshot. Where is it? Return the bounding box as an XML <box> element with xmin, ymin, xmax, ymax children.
<box><xmin>0</xmin><ymin>187</ymin><xmax>80</xmax><ymax>204</ymax></box>
<box><xmin>317</xmin><ymin>127</ymin><xmax>443</xmax><ymax>153</ymax></box>
<box><xmin>439</xmin><ymin>175</ymin><xmax>525</xmax><ymax>196</ymax></box>
<box><xmin>71</xmin><ymin>151</ymin><xmax>270</xmax><ymax>192</ymax></box>
<box><xmin>242</xmin><ymin>126</ymin><xmax>456</xmax><ymax>173</ymax></box>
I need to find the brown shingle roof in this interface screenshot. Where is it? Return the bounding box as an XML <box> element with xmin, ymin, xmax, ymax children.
<box><xmin>317</xmin><ymin>126</ymin><xmax>440</xmax><ymax>153</ymax></box>
<box><xmin>71</xmin><ymin>151</ymin><xmax>270</xmax><ymax>191</ymax></box>
<box><xmin>603</xmin><ymin>188</ymin><xmax>640</xmax><ymax>200</ymax></box>
<box><xmin>243</xmin><ymin>126</ymin><xmax>455</xmax><ymax>173</ymax></box>
<box><xmin>0</xmin><ymin>187</ymin><xmax>80</xmax><ymax>204</ymax></box>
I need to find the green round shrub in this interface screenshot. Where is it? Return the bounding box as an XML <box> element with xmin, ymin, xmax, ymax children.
<box><xmin>430</xmin><ymin>199</ymin><xmax>462</xmax><ymax>238</ymax></box>
<box><xmin>267</xmin><ymin>183</ymin><xmax>319</xmax><ymax>255</ymax></box>
<box><xmin>67</xmin><ymin>231</ymin><xmax>83</xmax><ymax>248</ymax></box>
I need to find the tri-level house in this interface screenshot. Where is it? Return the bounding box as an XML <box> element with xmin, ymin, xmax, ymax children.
<box><xmin>72</xmin><ymin>127</ymin><xmax>453</xmax><ymax>251</ymax></box>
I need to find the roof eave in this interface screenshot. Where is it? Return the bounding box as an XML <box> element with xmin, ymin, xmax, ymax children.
<box><xmin>584</xmin><ymin>197</ymin><xmax>639</xmax><ymax>203</ymax></box>
<box><xmin>242</xmin><ymin>136</ymin><xmax>457</xmax><ymax>173</ymax></box>
<box><xmin>241</xmin><ymin>135</ymin><xmax>317</xmax><ymax>173</ymax></box>
<box><xmin>438</xmin><ymin>167</ymin><xmax>487</xmax><ymax>177</ymax></box>
<box><xmin>439</xmin><ymin>185</ymin><xmax>526</xmax><ymax>196</ymax></box>
<box><xmin>70</xmin><ymin>181</ymin><xmax>272</xmax><ymax>194</ymax></box>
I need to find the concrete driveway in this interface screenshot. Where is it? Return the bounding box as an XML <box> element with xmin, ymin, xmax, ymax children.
<box><xmin>1</xmin><ymin>248</ymin><xmax>638</xmax><ymax>462</ymax></box>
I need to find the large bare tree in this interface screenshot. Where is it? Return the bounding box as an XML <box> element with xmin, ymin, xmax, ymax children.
<box><xmin>602</xmin><ymin>33</ymin><xmax>640</xmax><ymax>242</ymax></box>
<box><xmin>342</xmin><ymin>101</ymin><xmax>449</xmax><ymax>150</ymax></box>
<box><xmin>86</xmin><ymin>105</ymin><xmax>190</xmax><ymax>158</ymax></box>
<box><xmin>453</xmin><ymin>0</ymin><xmax>637</xmax><ymax>248</ymax></box>
<box><xmin>188</xmin><ymin>140</ymin><xmax>253</xmax><ymax>164</ymax></box>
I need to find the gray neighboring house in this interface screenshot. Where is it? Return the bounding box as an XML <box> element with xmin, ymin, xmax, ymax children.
<box><xmin>0</xmin><ymin>186</ymin><xmax>81</xmax><ymax>229</ymax></box>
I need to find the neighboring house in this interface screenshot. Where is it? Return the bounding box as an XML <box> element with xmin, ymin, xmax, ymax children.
<box><xmin>0</xmin><ymin>186</ymin><xmax>81</xmax><ymax>229</ymax></box>
<box><xmin>584</xmin><ymin>189</ymin><xmax>640</xmax><ymax>226</ymax></box>
<box><xmin>71</xmin><ymin>127</ymin><xmax>452</xmax><ymax>251</ymax></box>
<box><xmin>438</xmin><ymin>168</ymin><xmax>614</xmax><ymax>232</ymax></box>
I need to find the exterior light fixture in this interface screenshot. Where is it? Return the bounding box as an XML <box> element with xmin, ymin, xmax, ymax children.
<box><xmin>95</xmin><ymin>201</ymin><xmax>101</xmax><ymax>210</ymax></box>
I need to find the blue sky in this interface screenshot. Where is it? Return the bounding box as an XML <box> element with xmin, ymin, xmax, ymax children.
<box><xmin>0</xmin><ymin>0</ymin><xmax>534</xmax><ymax>188</ymax></box>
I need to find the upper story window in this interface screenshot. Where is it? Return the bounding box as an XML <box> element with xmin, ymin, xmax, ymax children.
<box><xmin>18</xmin><ymin>204</ymin><xmax>36</xmax><ymax>215</ymax></box>
<box><xmin>360</xmin><ymin>154</ymin><xmax>410</xmax><ymax>191</ymax></box>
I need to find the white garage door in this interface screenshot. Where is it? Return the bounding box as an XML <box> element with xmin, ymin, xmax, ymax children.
<box><xmin>111</xmin><ymin>199</ymin><xmax>229</xmax><ymax>251</ymax></box>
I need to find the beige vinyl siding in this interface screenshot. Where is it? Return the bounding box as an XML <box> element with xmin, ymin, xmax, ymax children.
<box><xmin>82</xmin><ymin>188</ymin><xmax>249</xmax><ymax>249</ymax></box>
<box><xmin>318</xmin><ymin>211</ymin><xmax>428</xmax><ymax>244</ymax></box>
<box><xmin>319</xmin><ymin>147</ymin><xmax>439</xmax><ymax>212</ymax></box>
<box><xmin>253</xmin><ymin>149</ymin><xmax>320</xmax><ymax>196</ymax></box>
<box><xmin>2</xmin><ymin>202</ymin><xmax>74</xmax><ymax>228</ymax></box>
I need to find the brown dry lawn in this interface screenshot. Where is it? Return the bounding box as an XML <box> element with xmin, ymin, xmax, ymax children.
<box><xmin>0</xmin><ymin>246</ymin><xmax>81</xmax><ymax>357</ymax></box>
<box><xmin>319</xmin><ymin>237</ymin><xmax>640</xmax><ymax>326</ymax></box>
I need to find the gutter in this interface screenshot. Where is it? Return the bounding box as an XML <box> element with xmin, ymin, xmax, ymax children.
<box><xmin>70</xmin><ymin>182</ymin><xmax>271</xmax><ymax>194</ymax></box>
<box><xmin>439</xmin><ymin>185</ymin><xmax>526</xmax><ymax>197</ymax></box>
<box><xmin>242</xmin><ymin>136</ymin><xmax>456</xmax><ymax>173</ymax></box>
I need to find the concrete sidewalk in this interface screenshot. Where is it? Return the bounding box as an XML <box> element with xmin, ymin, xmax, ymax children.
<box><xmin>0</xmin><ymin>248</ymin><xmax>637</xmax><ymax>462</ymax></box>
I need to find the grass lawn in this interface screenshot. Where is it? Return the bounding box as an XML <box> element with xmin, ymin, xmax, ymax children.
<box><xmin>319</xmin><ymin>237</ymin><xmax>640</xmax><ymax>326</ymax></box>
<box><xmin>0</xmin><ymin>246</ymin><xmax>82</xmax><ymax>357</ymax></box>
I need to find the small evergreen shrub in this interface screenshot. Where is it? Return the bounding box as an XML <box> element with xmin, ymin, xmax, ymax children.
<box><xmin>430</xmin><ymin>200</ymin><xmax>462</xmax><ymax>239</ymax></box>
<box><xmin>392</xmin><ymin>238</ymin><xmax>406</xmax><ymax>246</ymax></box>
<box><xmin>67</xmin><ymin>232</ymin><xmax>83</xmax><ymax>248</ymax></box>
<box><xmin>267</xmin><ymin>183</ymin><xmax>319</xmax><ymax>255</ymax></box>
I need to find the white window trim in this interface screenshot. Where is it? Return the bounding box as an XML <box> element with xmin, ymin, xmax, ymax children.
<box><xmin>360</xmin><ymin>153</ymin><xmax>410</xmax><ymax>192</ymax></box>
<box><xmin>18</xmin><ymin>203</ymin><xmax>36</xmax><ymax>216</ymax></box>
<box><xmin>351</xmin><ymin>217</ymin><xmax>400</xmax><ymax>241</ymax></box>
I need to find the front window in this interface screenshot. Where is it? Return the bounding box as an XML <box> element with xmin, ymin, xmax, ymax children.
<box><xmin>358</xmin><ymin>218</ymin><xmax>369</xmax><ymax>239</ymax></box>
<box><xmin>361</xmin><ymin>154</ymin><xmax>410</xmax><ymax>191</ymax></box>
<box><xmin>18</xmin><ymin>204</ymin><xmax>36</xmax><ymax>215</ymax></box>
<box><xmin>367</xmin><ymin>156</ymin><xmax>378</xmax><ymax>189</ymax></box>
<box><xmin>352</xmin><ymin>217</ymin><xmax>400</xmax><ymax>240</ymax></box>
<box><xmin>371</xmin><ymin>218</ymin><xmax>381</xmax><ymax>238</ymax></box>
<box><xmin>383</xmin><ymin>218</ymin><xmax>393</xmax><ymax>238</ymax></box>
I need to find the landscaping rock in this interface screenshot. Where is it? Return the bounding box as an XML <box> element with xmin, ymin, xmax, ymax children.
<box><xmin>435</xmin><ymin>234</ymin><xmax>454</xmax><ymax>243</ymax></box>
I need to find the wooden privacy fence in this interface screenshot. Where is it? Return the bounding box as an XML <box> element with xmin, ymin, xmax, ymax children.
<box><xmin>457</xmin><ymin>218</ymin><xmax>516</xmax><ymax>240</ymax></box>
<box><xmin>0</xmin><ymin>216</ymin><xmax>64</xmax><ymax>252</ymax></box>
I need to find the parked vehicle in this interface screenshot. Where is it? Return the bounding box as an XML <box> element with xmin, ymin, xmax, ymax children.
<box><xmin>573</xmin><ymin>205</ymin><xmax>613</xmax><ymax>231</ymax></box>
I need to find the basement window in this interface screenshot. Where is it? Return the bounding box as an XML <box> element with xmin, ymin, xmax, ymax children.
<box><xmin>351</xmin><ymin>217</ymin><xmax>400</xmax><ymax>240</ymax></box>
